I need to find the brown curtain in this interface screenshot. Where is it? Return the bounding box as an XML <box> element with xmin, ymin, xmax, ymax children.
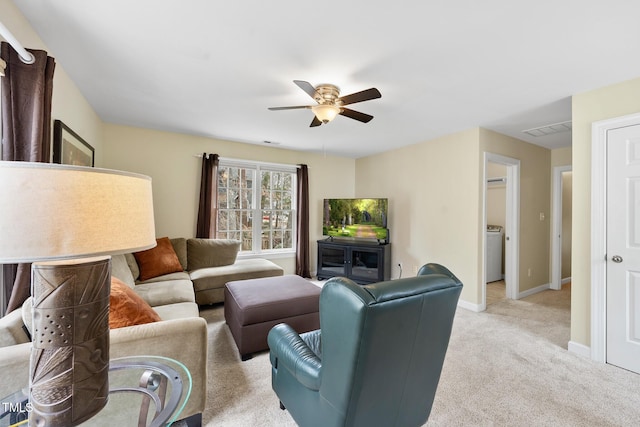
<box><xmin>296</xmin><ymin>164</ymin><xmax>311</xmax><ymax>278</ymax></box>
<box><xmin>1</xmin><ymin>42</ymin><xmax>56</xmax><ymax>314</ymax></box>
<box><xmin>196</xmin><ymin>153</ymin><xmax>219</xmax><ymax>238</ymax></box>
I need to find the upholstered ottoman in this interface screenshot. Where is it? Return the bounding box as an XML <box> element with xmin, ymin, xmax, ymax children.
<box><xmin>224</xmin><ymin>275</ymin><xmax>321</xmax><ymax>360</ymax></box>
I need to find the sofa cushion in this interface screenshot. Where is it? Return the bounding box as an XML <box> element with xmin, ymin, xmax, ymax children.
<box><xmin>125</xmin><ymin>253</ymin><xmax>140</xmax><ymax>281</ymax></box>
<box><xmin>187</xmin><ymin>238</ymin><xmax>240</xmax><ymax>270</ymax></box>
<box><xmin>190</xmin><ymin>258</ymin><xmax>284</xmax><ymax>292</ymax></box>
<box><xmin>170</xmin><ymin>238</ymin><xmax>188</xmax><ymax>271</ymax></box>
<box><xmin>110</xmin><ymin>277</ymin><xmax>161</xmax><ymax>329</ymax></box>
<box><xmin>134</xmin><ymin>237</ymin><xmax>184</xmax><ymax>281</ymax></box>
<box><xmin>190</xmin><ymin>258</ymin><xmax>284</xmax><ymax>305</ymax></box>
<box><xmin>152</xmin><ymin>302</ymin><xmax>200</xmax><ymax>320</ymax></box>
<box><xmin>133</xmin><ymin>279</ymin><xmax>196</xmax><ymax>307</ymax></box>
<box><xmin>111</xmin><ymin>254</ymin><xmax>136</xmax><ymax>288</ymax></box>
<box><xmin>137</xmin><ymin>271</ymin><xmax>191</xmax><ymax>285</ymax></box>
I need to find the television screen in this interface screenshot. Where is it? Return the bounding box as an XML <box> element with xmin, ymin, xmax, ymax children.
<box><xmin>322</xmin><ymin>198</ymin><xmax>388</xmax><ymax>241</ymax></box>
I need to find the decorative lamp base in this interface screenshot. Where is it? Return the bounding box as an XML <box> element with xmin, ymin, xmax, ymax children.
<box><xmin>29</xmin><ymin>256</ymin><xmax>111</xmax><ymax>427</ymax></box>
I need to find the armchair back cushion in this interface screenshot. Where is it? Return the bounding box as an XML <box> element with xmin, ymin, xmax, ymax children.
<box><xmin>268</xmin><ymin>263</ymin><xmax>463</xmax><ymax>427</ymax></box>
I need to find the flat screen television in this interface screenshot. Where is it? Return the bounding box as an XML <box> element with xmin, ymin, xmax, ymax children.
<box><xmin>322</xmin><ymin>198</ymin><xmax>388</xmax><ymax>242</ymax></box>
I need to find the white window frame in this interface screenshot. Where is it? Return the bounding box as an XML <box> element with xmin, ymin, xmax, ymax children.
<box><xmin>217</xmin><ymin>158</ymin><xmax>297</xmax><ymax>258</ymax></box>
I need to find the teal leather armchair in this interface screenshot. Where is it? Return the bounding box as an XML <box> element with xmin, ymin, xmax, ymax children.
<box><xmin>267</xmin><ymin>263</ymin><xmax>463</xmax><ymax>427</ymax></box>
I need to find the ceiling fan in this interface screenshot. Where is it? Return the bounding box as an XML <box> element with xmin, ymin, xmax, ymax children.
<box><xmin>268</xmin><ymin>80</ymin><xmax>382</xmax><ymax>127</ymax></box>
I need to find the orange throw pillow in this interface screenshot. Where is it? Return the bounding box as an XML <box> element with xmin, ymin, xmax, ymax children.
<box><xmin>133</xmin><ymin>237</ymin><xmax>184</xmax><ymax>281</ymax></box>
<box><xmin>109</xmin><ymin>277</ymin><xmax>161</xmax><ymax>329</ymax></box>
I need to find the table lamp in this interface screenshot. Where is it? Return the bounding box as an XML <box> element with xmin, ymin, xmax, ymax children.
<box><xmin>0</xmin><ymin>161</ymin><xmax>156</xmax><ymax>426</ymax></box>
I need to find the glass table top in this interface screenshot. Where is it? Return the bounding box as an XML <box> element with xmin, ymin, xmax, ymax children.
<box><xmin>0</xmin><ymin>355</ymin><xmax>191</xmax><ymax>427</ymax></box>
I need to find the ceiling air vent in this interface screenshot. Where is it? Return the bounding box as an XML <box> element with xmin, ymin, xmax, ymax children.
<box><xmin>522</xmin><ymin>121</ymin><xmax>572</xmax><ymax>137</ymax></box>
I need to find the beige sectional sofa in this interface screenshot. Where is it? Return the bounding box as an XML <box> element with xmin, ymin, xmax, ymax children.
<box><xmin>0</xmin><ymin>237</ymin><xmax>284</xmax><ymax>425</ymax></box>
<box><xmin>131</xmin><ymin>237</ymin><xmax>285</xmax><ymax>305</ymax></box>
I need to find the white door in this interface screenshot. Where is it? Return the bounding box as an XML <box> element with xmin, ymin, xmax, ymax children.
<box><xmin>606</xmin><ymin>124</ymin><xmax>640</xmax><ymax>374</ymax></box>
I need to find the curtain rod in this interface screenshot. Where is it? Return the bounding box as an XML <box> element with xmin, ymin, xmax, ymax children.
<box><xmin>0</xmin><ymin>21</ymin><xmax>35</xmax><ymax>64</ymax></box>
<box><xmin>193</xmin><ymin>154</ymin><xmax>306</xmax><ymax>169</ymax></box>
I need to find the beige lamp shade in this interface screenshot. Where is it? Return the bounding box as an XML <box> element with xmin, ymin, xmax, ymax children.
<box><xmin>0</xmin><ymin>161</ymin><xmax>156</xmax><ymax>262</ymax></box>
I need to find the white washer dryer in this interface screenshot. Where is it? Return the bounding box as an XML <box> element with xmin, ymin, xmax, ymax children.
<box><xmin>486</xmin><ymin>225</ymin><xmax>503</xmax><ymax>283</ymax></box>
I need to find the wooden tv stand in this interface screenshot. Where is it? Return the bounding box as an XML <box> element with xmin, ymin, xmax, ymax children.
<box><xmin>317</xmin><ymin>239</ymin><xmax>391</xmax><ymax>284</ymax></box>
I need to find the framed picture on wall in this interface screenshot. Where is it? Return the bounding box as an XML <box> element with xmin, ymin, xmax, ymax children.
<box><xmin>53</xmin><ymin>120</ymin><xmax>95</xmax><ymax>166</ymax></box>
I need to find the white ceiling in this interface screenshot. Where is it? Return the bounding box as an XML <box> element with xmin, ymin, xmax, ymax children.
<box><xmin>12</xmin><ymin>0</ymin><xmax>640</xmax><ymax>158</ymax></box>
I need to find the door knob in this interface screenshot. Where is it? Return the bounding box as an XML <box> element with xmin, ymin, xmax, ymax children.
<box><xmin>611</xmin><ymin>255</ymin><xmax>623</xmax><ymax>263</ymax></box>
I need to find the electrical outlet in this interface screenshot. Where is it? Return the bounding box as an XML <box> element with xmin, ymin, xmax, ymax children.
<box><xmin>527</xmin><ymin>268</ymin><xmax>532</xmax><ymax>277</ymax></box>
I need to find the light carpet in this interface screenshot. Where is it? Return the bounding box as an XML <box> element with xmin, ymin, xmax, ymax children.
<box><xmin>195</xmin><ymin>287</ymin><xmax>640</xmax><ymax>426</ymax></box>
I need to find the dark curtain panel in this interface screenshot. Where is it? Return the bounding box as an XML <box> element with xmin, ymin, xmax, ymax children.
<box><xmin>196</xmin><ymin>153</ymin><xmax>219</xmax><ymax>238</ymax></box>
<box><xmin>1</xmin><ymin>42</ymin><xmax>56</xmax><ymax>314</ymax></box>
<box><xmin>296</xmin><ymin>164</ymin><xmax>311</xmax><ymax>278</ymax></box>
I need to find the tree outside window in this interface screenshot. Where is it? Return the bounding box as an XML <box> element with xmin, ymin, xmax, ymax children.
<box><xmin>217</xmin><ymin>161</ymin><xmax>296</xmax><ymax>254</ymax></box>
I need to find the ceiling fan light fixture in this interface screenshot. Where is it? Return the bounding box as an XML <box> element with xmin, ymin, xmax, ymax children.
<box><xmin>312</xmin><ymin>104</ymin><xmax>340</xmax><ymax>124</ymax></box>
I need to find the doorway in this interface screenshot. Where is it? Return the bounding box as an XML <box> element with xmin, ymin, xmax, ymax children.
<box><xmin>486</xmin><ymin>162</ymin><xmax>507</xmax><ymax>305</ymax></box>
<box><xmin>551</xmin><ymin>166</ymin><xmax>572</xmax><ymax>290</ymax></box>
<box><xmin>483</xmin><ymin>153</ymin><xmax>520</xmax><ymax>310</ymax></box>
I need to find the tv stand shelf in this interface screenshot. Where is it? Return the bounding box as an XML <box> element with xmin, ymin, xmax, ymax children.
<box><xmin>317</xmin><ymin>240</ymin><xmax>391</xmax><ymax>284</ymax></box>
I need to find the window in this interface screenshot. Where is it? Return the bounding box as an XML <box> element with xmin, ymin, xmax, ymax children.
<box><xmin>216</xmin><ymin>159</ymin><xmax>296</xmax><ymax>255</ymax></box>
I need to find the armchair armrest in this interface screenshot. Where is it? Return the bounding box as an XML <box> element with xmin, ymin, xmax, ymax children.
<box><xmin>268</xmin><ymin>323</ymin><xmax>322</xmax><ymax>391</ymax></box>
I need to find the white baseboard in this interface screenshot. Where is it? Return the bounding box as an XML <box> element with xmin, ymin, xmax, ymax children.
<box><xmin>568</xmin><ymin>340</ymin><xmax>591</xmax><ymax>358</ymax></box>
<box><xmin>458</xmin><ymin>299</ymin><xmax>483</xmax><ymax>312</ymax></box>
<box><xmin>562</xmin><ymin>276</ymin><xmax>572</xmax><ymax>285</ymax></box>
<box><xmin>518</xmin><ymin>283</ymin><xmax>550</xmax><ymax>299</ymax></box>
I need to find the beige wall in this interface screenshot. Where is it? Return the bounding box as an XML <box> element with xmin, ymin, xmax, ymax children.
<box><xmin>479</xmin><ymin>129</ymin><xmax>551</xmax><ymax>293</ymax></box>
<box><xmin>355</xmin><ymin>128</ymin><xmax>482</xmax><ymax>305</ymax></box>
<box><xmin>102</xmin><ymin>124</ymin><xmax>356</xmax><ymax>274</ymax></box>
<box><xmin>551</xmin><ymin>146</ymin><xmax>572</xmax><ymax>167</ymax></box>
<box><xmin>571</xmin><ymin>77</ymin><xmax>640</xmax><ymax>346</ymax></box>
<box><xmin>0</xmin><ymin>1</ymin><xmax>104</xmax><ymax>164</ymax></box>
<box><xmin>355</xmin><ymin>127</ymin><xmax>553</xmax><ymax>307</ymax></box>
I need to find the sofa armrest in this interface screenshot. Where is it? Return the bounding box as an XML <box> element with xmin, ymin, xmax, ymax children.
<box><xmin>0</xmin><ymin>317</ymin><xmax>208</xmax><ymax>422</ymax></box>
<box><xmin>110</xmin><ymin>317</ymin><xmax>208</xmax><ymax>419</ymax></box>
<box><xmin>0</xmin><ymin>308</ymin><xmax>30</xmax><ymax>347</ymax></box>
<box><xmin>268</xmin><ymin>323</ymin><xmax>322</xmax><ymax>391</ymax></box>
<box><xmin>0</xmin><ymin>342</ymin><xmax>31</xmax><ymax>399</ymax></box>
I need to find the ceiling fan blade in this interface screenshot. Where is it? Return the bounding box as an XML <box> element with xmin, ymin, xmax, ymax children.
<box><xmin>310</xmin><ymin>116</ymin><xmax>322</xmax><ymax>127</ymax></box>
<box><xmin>268</xmin><ymin>105</ymin><xmax>312</xmax><ymax>111</ymax></box>
<box><xmin>338</xmin><ymin>88</ymin><xmax>382</xmax><ymax>106</ymax></box>
<box><xmin>339</xmin><ymin>108</ymin><xmax>374</xmax><ymax>123</ymax></box>
<box><xmin>294</xmin><ymin>80</ymin><xmax>321</xmax><ymax>101</ymax></box>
